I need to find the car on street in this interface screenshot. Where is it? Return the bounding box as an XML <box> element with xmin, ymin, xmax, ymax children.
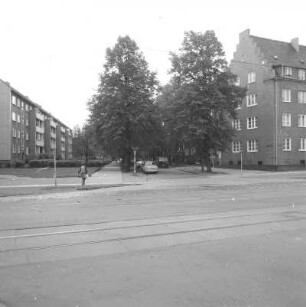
<box><xmin>142</xmin><ymin>161</ymin><xmax>158</xmax><ymax>174</ymax></box>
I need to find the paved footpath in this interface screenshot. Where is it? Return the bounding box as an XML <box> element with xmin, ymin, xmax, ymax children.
<box><xmin>0</xmin><ymin>162</ymin><xmax>306</xmax><ymax>196</ymax></box>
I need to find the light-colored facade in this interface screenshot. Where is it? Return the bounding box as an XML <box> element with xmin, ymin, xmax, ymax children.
<box><xmin>222</xmin><ymin>29</ymin><xmax>306</xmax><ymax>170</ymax></box>
<box><xmin>0</xmin><ymin>79</ymin><xmax>73</xmax><ymax>165</ymax></box>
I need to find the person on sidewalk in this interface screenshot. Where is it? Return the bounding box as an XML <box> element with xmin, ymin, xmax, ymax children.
<box><xmin>78</xmin><ymin>163</ymin><xmax>89</xmax><ymax>187</ymax></box>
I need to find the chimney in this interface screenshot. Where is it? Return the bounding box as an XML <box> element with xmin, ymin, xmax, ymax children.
<box><xmin>291</xmin><ymin>38</ymin><xmax>299</xmax><ymax>52</ymax></box>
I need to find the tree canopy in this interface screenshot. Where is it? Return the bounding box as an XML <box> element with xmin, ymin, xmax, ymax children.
<box><xmin>165</xmin><ymin>30</ymin><xmax>246</xmax><ymax>171</ymax></box>
<box><xmin>88</xmin><ymin>36</ymin><xmax>161</xmax><ymax>171</ymax></box>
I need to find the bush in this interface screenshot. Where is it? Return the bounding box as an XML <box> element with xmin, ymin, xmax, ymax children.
<box><xmin>27</xmin><ymin>159</ymin><xmax>111</xmax><ymax>168</ymax></box>
<box><xmin>28</xmin><ymin>159</ymin><xmax>52</xmax><ymax>168</ymax></box>
<box><xmin>15</xmin><ymin>160</ymin><xmax>26</xmax><ymax>168</ymax></box>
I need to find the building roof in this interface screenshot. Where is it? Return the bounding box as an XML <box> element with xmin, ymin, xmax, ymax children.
<box><xmin>0</xmin><ymin>78</ymin><xmax>71</xmax><ymax>131</ymax></box>
<box><xmin>250</xmin><ymin>35</ymin><xmax>306</xmax><ymax>68</ymax></box>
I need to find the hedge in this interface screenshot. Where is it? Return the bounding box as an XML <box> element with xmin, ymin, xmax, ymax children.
<box><xmin>28</xmin><ymin>159</ymin><xmax>111</xmax><ymax>168</ymax></box>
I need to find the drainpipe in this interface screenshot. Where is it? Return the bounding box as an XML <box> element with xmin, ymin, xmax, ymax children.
<box><xmin>274</xmin><ymin>79</ymin><xmax>278</xmax><ymax>169</ymax></box>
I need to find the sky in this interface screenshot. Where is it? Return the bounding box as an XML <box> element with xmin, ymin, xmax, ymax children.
<box><xmin>1</xmin><ymin>0</ymin><xmax>306</xmax><ymax>129</ymax></box>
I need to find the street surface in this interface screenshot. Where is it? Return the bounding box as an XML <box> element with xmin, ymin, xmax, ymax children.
<box><xmin>0</xmin><ymin>164</ymin><xmax>306</xmax><ymax>307</ymax></box>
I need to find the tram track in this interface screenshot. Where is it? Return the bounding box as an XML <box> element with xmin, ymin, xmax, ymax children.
<box><xmin>1</xmin><ymin>206</ymin><xmax>306</xmax><ymax>267</ymax></box>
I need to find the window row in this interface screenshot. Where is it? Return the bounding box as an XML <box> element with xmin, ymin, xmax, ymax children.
<box><xmin>232</xmin><ymin>138</ymin><xmax>306</xmax><ymax>153</ymax></box>
<box><xmin>12</xmin><ymin>129</ymin><xmax>28</xmax><ymax>140</ymax></box>
<box><xmin>281</xmin><ymin>138</ymin><xmax>306</xmax><ymax>151</ymax></box>
<box><xmin>12</xmin><ymin>112</ymin><xmax>29</xmax><ymax>125</ymax></box>
<box><xmin>232</xmin><ymin>117</ymin><xmax>258</xmax><ymax>130</ymax></box>
<box><xmin>282</xmin><ymin>89</ymin><xmax>306</xmax><ymax>103</ymax></box>
<box><xmin>11</xmin><ymin>95</ymin><xmax>33</xmax><ymax>111</ymax></box>
<box><xmin>282</xmin><ymin>66</ymin><xmax>306</xmax><ymax>80</ymax></box>
<box><xmin>282</xmin><ymin>113</ymin><xmax>306</xmax><ymax>127</ymax></box>
<box><xmin>232</xmin><ymin>140</ymin><xmax>258</xmax><ymax>153</ymax></box>
<box><xmin>233</xmin><ymin>114</ymin><xmax>306</xmax><ymax>130</ymax></box>
<box><xmin>242</xmin><ymin>67</ymin><xmax>306</xmax><ymax>87</ymax></box>
<box><xmin>12</xmin><ymin>144</ymin><xmax>29</xmax><ymax>154</ymax></box>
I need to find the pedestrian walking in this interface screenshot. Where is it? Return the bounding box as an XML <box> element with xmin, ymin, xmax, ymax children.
<box><xmin>78</xmin><ymin>163</ymin><xmax>88</xmax><ymax>187</ymax></box>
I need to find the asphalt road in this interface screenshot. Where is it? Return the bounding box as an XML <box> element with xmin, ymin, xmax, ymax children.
<box><xmin>0</xmin><ymin>165</ymin><xmax>305</xmax><ymax>307</ymax></box>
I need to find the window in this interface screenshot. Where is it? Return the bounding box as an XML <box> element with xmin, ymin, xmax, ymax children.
<box><xmin>247</xmin><ymin>140</ymin><xmax>258</xmax><ymax>152</ymax></box>
<box><xmin>26</xmin><ymin>147</ymin><xmax>29</xmax><ymax>155</ymax></box>
<box><xmin>12</xmin><ymin>128</ymin><xmax>16</xmax><ymax>137</ymax></box>
<box><xmin>25</xmin><ymin>104</ymin><xmax>28</xmax><ymax>111</ymax></box>
<box><xmin>298</xmin><ymin>114</ymin><xmax>306</xmax><ymax>127</ymax></box>
<box><xmin>36</xmin><ymin>119</ymin><xmax>43</xmax><ymax>128</ymax></box>
<box><xmin>284</xmin><ymin>66</ymin><xmax>292</xmax><ymax>77</ymax></box>
<box><xmin>17</xmin><ymin>114</ymin><xmax>20</xmax><ymax>123</ymax></box>
<box><xmin>298</xmin><ymin>91</ymin><xmax>306</xmax><ymax>103</ymax></box>
<box><xmin>247</xmin><ymin>117</ymin><xmax>258</xmax><ymax>129</ymax></box>
<box><xmin>26</xmin><ymin>132</ymin><xmax>29</xmax><ymax>141</ymax></box>
<box><xmin>26</xmin><ymin>119</ymin><xmax>29</xmax><ymax>126</ymax></box>
<box><xmin>12</xmin><ymin>112</ymin><xmax>16</xmax><ymax>121</ymax></box>
<box><xmin>248</xmin><ymin>72</ymin><xmax>256</xmax><ymax>83</ymax></box>
<box><xmin>246</xmin><ymin>94</ymin><xmax>257</xmax><ymax>107</ymax></box>
<box><xmin>12</xmin><ymin>95</ymin><xmax>17</xmax><ymax>105</ymax></box>
<box><xmin>21</xmin><ymin>101</ymin><xmax>24</xmax><ymax>110</ymax></box>
<box><xmin>232</xmin><ymin>141</ymin><xmax>242</xmax><ymax>153</ymax></box>
<box><xmin>17</xmin><ymin>98</ymin><xmax>20</xmax><ymax>108</ymax></box>
<box><xmin>12</xmin><ymin>144</ymin><xmax>16</xmax><ymax>154</ymax></box>
<box><xmin>282</xmin><ymin>113</ymin><xmax>291</xmax><ymax>126</ymax></box>
<box><xmin>298</xmin><ymin>69</ymin><xmax>306</xmax><ymax>80</ymax></box>
<box><xmin>21</xmin><ymin>116</ymin><xmax>24</xmax><ymax>125</ymax></box>
<box><xmin>36</xmin><ymin>132</ymin><xmax>44</xmax><ymax>141</ymax></box>
<box><xmin>283</xmin><ymin>138</ymin><xmax>291</xmax><ymax>151</ymax></box>
<box><xmin>299</xmin><ymin>138</ymin><xmax>306</xmax><ymax>151</ymax></box>
<box><xmin>17</xmin><ymin>146</ymin><xmax>20</xmax><ymax>154</ymax></box>
<box><xmin>17</xmin><ymin>130</ymin><xmax>20</xmax><ymax>138</ymax></box>
<box><xmin>282</xmin><ymin>89</ymin><xmax>291</xmax><ymax>102</ymax></box>
<box><xmin>232</xmin><ymin>119</ymin><xmax>241</xmax><ymax>130</ymax></box>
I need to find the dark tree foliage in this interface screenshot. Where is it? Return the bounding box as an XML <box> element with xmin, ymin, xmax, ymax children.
<box><xmin>88</xmin><ymin>36</ymin><xmax>161</xmax><ymax>171</ymax></box>
<box><xmin>72</xmin><ymin>124</ymin><xmax>96</xmax><ymax>161</ymax></box>
<box><xmin>168</xmin><ymin>30</ymin><xmax>246</xmax><ymax>171</ymax></box>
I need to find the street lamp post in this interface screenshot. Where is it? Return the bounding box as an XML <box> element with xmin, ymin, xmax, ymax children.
<box><xmin>54</xmin><ymin>140</ymin><xmax>57</xmax><ymax>186</ymax></box>
<box><xmin>240</xmin><ymin>148</ymin><xmax>243</xmax><ymax>175</ymax></box>
<box><xmin>132</xmin><ymin>146</ymin><xmax>138</xmax><ymax>175</ymax></box>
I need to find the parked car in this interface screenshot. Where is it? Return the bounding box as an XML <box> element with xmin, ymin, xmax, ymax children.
<box><xmin>142</xmin><ymin>161</ymin><xmax>158</xmax><ymax>174</ymax></box>
<box><xmin>136</xmin><ymin>160</ymin><xmax>145</xmax><ymax>170</ymax></box>
<box><xmin>157</xmin><ymin>156</ymin><xmax>169</xmax><ymax>168</ymax></box>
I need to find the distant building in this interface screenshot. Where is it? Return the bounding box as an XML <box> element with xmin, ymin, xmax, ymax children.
<box><xmin>222</xmin><ymin>29</ymin><xmax>306</xmax><ymax>170</ymax></box>
<box><xmin>0</xmin><ymin>78</ymin><xmax>72</xmax><ymax>165</ymax></box>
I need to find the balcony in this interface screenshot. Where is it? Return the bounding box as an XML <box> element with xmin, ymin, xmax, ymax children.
<box><xmin>36</xmin><ymin>126</ymin><xmax>44</xmax><ymax>134</ymax></box>
<box><xmin>36</xmin><ymin>140</ymin><xmax>44</xmax><ymax>147</ymax></box>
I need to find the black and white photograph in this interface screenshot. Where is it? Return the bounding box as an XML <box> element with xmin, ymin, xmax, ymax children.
<box><xmin>0</xmin><ymin>0</ymin><xmax>306</xmax><ymax>306</ymax></box>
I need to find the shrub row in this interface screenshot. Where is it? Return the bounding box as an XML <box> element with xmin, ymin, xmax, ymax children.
<box><xmin>28</xmin><ymin>159</ymin><xmax>111</xmax><ymax>168</ymax></box>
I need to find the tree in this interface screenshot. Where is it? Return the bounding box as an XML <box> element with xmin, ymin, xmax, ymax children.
<box><xmin>168</xmin><ymin>30</ymin><xmax>246</xmax><ymax>171</ymax></box>
<box><xmin>72</xmin><ymin>124</ymin><xmax>95</xmax><ymax>161</ymax></box>
<box><xmin>88</xmin><ymin>36</ymin><xmax>161</xmax><ymax>171</ymax></box>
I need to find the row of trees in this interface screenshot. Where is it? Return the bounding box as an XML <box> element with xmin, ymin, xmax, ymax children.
<box><xmin>78</xmin><ymin>30</ymin><xmax>246</xmax><ymax>172</ymax></box>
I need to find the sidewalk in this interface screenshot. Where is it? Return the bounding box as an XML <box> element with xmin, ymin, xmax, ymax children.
<box><xmin>0</xmin><ymin>163</ymin><xmax>143</xmax><ymax>197</ymax></box>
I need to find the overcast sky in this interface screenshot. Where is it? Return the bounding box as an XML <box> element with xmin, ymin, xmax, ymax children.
<box><xmin>1</xmin><ymin>0</ymin><xmax>306</xmax><ymax>129</ymax></box>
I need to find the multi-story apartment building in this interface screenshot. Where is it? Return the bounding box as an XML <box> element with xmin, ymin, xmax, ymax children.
<box><xmin>0</xmin><ymin>78</ymin><xmax>73</xmax><ymax>165</ymax></box>
<box><xmin>222</xmin><ymin>29</ymin><xmax>306</xmax><ymax>170</ymax></box>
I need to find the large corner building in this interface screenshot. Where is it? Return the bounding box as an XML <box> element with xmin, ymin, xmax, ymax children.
<box><xmin>0</xmin><ymin>79</ymin><xmax>72</xmax><ymax>165</ymax></box>
<box><xmin>222</xmin><ymin>29</ymin><xmax>306</xmax><ymax>170</ymax></box>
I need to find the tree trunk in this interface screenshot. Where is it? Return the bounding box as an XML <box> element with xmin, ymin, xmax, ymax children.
<box><xmin>205</xmin><ymin>154</ymin><xmax>212</xmax><ymax>173</ymax></box>
<box><xmin>121</xmin><ymin>149</ymin><xmax>132</xmax><ymax>172</ymax></box>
